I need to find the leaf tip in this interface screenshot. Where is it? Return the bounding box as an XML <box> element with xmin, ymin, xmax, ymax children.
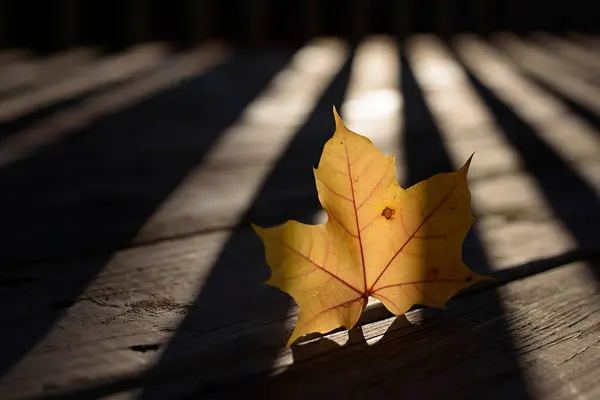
<box><xmin>332</xmin><ymin>105</ymin><xmax>345</xmax><ymax>132</ymax></box>
<box><xmin>461</xmin><ymin>152</ymin><xmax>475</xmax><ymax>173</ymax></box>
<box><xmin>250</xmin><ymin>222</ymin><xmax>265</xmax><ymax>237</ymax></box>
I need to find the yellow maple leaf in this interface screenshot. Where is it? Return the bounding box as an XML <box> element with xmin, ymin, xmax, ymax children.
<box><xmin>253</xmin><ymin>107</ymin><xmax>492</xmax><ymax>346</ymax></box>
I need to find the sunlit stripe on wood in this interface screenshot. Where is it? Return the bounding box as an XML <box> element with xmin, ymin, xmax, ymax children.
<box><xmin>569</xmin><ymin>32</ymin><xmax>600</xmax><ymax>50</ymax></box>
<box><xmin>312</xmin><ymin>36</ymin><xmax>401</xmax><ymax>317</ymax></box>
<box><xmin>456</xmin><ymin>34</ymin><xmax>600</xmax><ymax>196</ymax></box>
<box><xmin>405</xmin><ymin>35</ymin><xmax>576</xmax><ymax>270</ymax></box>
<box><xmin>136</xmin><ymin>37</ymin><xmax>349</xmax><ymax>242</ymax></box>
<box><xmin>493</xmin><ymin>33</ymin><xmax>600</xmax><ymax>116</ymax></box>
<box><xmin>0</xmin><ymin>44</ymin><xmax>169</xmax><ymax>123</ymax></box>
<box><xmin>533</xmin><ymin>32</ymin><xmax>600</xmax><ymax>71</ymax></box>
<box><xmin>0</xmin><ymin>38</ymin><xmax>349</xmax><ymax>395</ymax></box>
<box><xmin>0</xmin><ymin>49</ymin><xmax>30</xmax><ymax>67</ymax></box>
<box><xmin>312</xmin><ymin>36</ymin><xmax>401</xmax><ymax>227</ymax></box>
<box><xmin>0</xmin><ymin>47</ymin><xmax>96</xmax><ymax>95</ymax></box>
<box><xmin>340</xmin><ymin>35</ymin><xmax>402</xmax><ymax>180</ymax></box>
<box><xmin>0</xmin><ymin>43</ymin><xmax>221</xmax><ymax>168</ymax></box>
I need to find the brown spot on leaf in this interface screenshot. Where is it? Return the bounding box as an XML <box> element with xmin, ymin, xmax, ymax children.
<box><xmin>466</xmin><ymin>276</ymin><xmax>473</xmax><ymax>282</ymax></box>
<box><xmin>382</xmin><ymin>207</ymin><xmax>395</xmax><ymax>219</ymax></box>
<box><xmin>431</xmin><ymin>269</ymin><xmax>438</xmax><ymax>275</ymax></box>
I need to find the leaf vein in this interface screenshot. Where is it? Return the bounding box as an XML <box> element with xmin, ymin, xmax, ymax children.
<box><xmin>326</xmin><ymin>207</ymin><xmax>359</xmax><ymax>238</ymax></box>
<box><xmin>369</xmin><ymin>182</ymin><xmax>460</xmax><ymax>291</ymax></box>
<box><xmin>282</xmin><ymin>242</ymin><xmax>363</xmax><ymax>295</ymax></box>
<box><xmin>316</xmin><ymin>173</ymin><xmax>353</xmax><ymax>202</ymax></box>
<box><xmin>295</xmin><ymin>297</ymin><xmax>364</xmax><ymax>336</ymax></box>
<box><xmin>345</xmin><ymin>142</ymin><xmax>368</xmax><ymax>292</ymax></box>
<box><xmin>372</xmin><ymin>279</ymin><xmax>468</xmax><ymax>293</ymax></box>
<box><xmin>356</xmin><ymin>164</ymin><xmax>393</xmax><ymax>211</ymax></box>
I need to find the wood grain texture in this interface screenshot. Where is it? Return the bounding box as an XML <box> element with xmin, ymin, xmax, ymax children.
<box><xmin>0</xmin><ymin>36</ymin><xmax>599</xmax><ymax>399</ymax></box>
<box><xmin>259</xmin><ymin>262</ymin><xmax>600</xmax><ymax>400</ymax></box>
<box><xmin>7</xmin><ymin>261</ymin><xmax>598</xmax><ymax>399</ymax></box>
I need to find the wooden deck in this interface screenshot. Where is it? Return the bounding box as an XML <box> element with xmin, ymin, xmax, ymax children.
<box><xmin>0</xmin><ymin>33</ymin><xmax>599</xmax><ymax>399</ymax></box>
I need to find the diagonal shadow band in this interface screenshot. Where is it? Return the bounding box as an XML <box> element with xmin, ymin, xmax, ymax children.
<box><xmin>220</xmin><ymin>41</ymin><xmax>536</xmax><ymax>400</ymax></box>
<box><xmin>134</xmin><ymin>48</ymin><xmax>357</xmax><ymax>399</ymax></box>
<box><xmin>0</xmin><ymin>49</ymin><xmax>297</xmax><ymax>380</ymax></box>
<box><xmin>454</xmin><ymin>47</ymin><xmax>600</xmax><ymax>284</ymax></box>
<box><xmin>513</xmin><ymin>72</ymin><xmax>600</xmax><ymax>137</ymax></box>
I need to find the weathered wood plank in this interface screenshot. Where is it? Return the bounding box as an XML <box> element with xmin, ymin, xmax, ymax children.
<box><xmin>339</xmin><ymin>35</ymin><xmax>402</xmax><ymax>181</ymax></box>
<box><xmin>533</xmin><ymin>33</ymin><xmax>600</xmax><ymax>72</ymax></box>
<box><xmin>134</xmin><ymin>38</ymin><xmax>349</xmax><ymax>242</ymax></box>
<box><xmin>3</xmin><ymin>35</ymin><xmax>599</xmax><ymax>269</ymax></box>
<box><xmin>0</xmin><ymin>43</ymin><xmax>171</xmax><ymax>124</ymax></box>
<box><xmin>455</xmin><ymin>35</ymin><xmax>600</xmax><ymax>194</ymax></box>
<box><xmin>2</xmin><ymin>155</ymin><xmax>599</xmax><ymax>397</ymax></box>
<box><xmin>4</xmin><ymin>34</ymin><xmax>598</xmax><ymax>262</ymax></box>
<box><xmin>6</xmin><ymin>260</ymin><xmax>599</xmax><ymax>399</ymax></box>
<box><xmin>569</xmin><ymin>33</ymin><xmax>600</xmax><ymax>50</ymax></box>
<box><xmin>2</xmin><ymin>35</ymin><xmax>599</xmax><ymax>343</ymax></box>
<box><xmin>0</xmin><ymin>50</ymin><xmax>30</xmax><ymax>67</ymax></box>
<box><xmin>0</xmin><ymin>40</ymin><xmax>351</xmax><ymax>395</ymax></box>
<box><xmin>404</xmin><ymin>35</ymin><xmax>590</xmax><ymax>271</ymax></box>
<box><xmin>0</xmin><ymin>40</ymin><xmax>350</xmax><ymax>268</ymax></box>
<box><xmin>493</xmin><ymin>34</ymin><xmax>600</xmax><ymax>116</ymax></box>
<box><xmin>0</xmin><ymin>44</ymin><xmax>224</xmax><ymax>175</ymax></box>
<box><xmin>1</xmin><ymin>37</ymin><xmax>600</xmax><ymax>399</ymax></box>
<box><xmin>0</xmin><ymin>48</ymin><xmax>96</xmax><ymax>96</ymax></box>
<box><xmin>259</xmin><ymin>261</ymin><xmax>600</xmax><ymax>400</ymax></box>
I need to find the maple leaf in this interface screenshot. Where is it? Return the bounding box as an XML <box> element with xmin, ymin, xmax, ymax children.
<box><xmin>252</xmin><ymin>107</ymin><xmax>492</xmax><ymax>346</ymax></box>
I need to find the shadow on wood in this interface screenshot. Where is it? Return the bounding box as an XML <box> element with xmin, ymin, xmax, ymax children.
<box><xmin>0</xmin><ymin>49</ymin><xmax>295</xmax><ymax>379</ymax></box>
<box><xmin>135</xmin><ymin>48</ymin><xmax>356</xmax><ymax>399</ymax></box>
<box><xmin>455</xmin><ymin>46</ymin><xmax>600</xmax><ymax>284</ymax></box>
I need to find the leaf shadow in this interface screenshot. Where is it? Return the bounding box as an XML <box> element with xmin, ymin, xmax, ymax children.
<box><xmin>210</xmin><ymin>41</ymin><xmax>540</xmax><ymax>400</ymax></box>
<box><xmin>262</xmin><ymin>290</ymin><xmax>530</xmax><ymax>400</ymax></box>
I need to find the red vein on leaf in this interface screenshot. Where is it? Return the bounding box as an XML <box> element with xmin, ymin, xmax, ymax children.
<box><xmin>351</xmin><ymin>154</ymin><xmax>376</xmax><ymax>181</ymax></box>
<box><xmin>288</xmin><ymin>266</ymin><xmax>321</xmax><ymax>280</ymax></box>
<box><xmin>326</xmin><ymin>207</ymin><xmax>358</xmax><ymax>238</ymax></box>
<box><xmin>358</xmin><ymin>214</ymin><xmax>378</xmax><ymax>233</ymax></box>
<box><xmin>368</xmin><ymin>184</ymin><xmax>459</xmax><ymax>292</ymax></box>
<box><xmin>345</xmin><ymin>142</ymin><xmax>368</xmax><ymax>292</ymax></box>
<box><xmin>372</xmin><ymin>279</ymin><xmax>468</xmax><ymax>293</ymax></box>
<box><xmin>316</xmin><ymin>173</ymin><xmax>353</xmax><ymax>202</ymax></box>
<box><xmin>406</xmin><ymin>191</ymin><xmax>426</xmax><ymax>219</ymax></box>
<box><xmin>325</xmin><ymin>157</ymin><xmax>351</xmax><ymax>176</ymax></box>
<box><xmin>357</xmin><ymin>164</ymin><xmax>392</xmax><ymax>211</ymax></box>
<box><xmin>349</xmin><ymin>146</ymin><xmax>369</xmax><ymax>166</ymax></box>
<box><xmin>282</xmin><ymin>243</ymin><xmax>363</xmax><ymax>295</ymax></box>
<box><xmin>294</xmin><ymin>296</ymin><xmax>364</xmax><ymax>334</ymax></box>
<box><xmin>303</xmin><ymin>274</ymin><xmax>336</xmax><ymax>292</ymax></box>
<box><xmin>329</xmin><ymin>167</ymin><xmax>351</xmax><ymax>177</ymax></box>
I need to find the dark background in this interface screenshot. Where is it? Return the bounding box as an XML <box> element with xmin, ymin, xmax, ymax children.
<box><xmin>1</xmin><ymin>0</ymin><xmax>599</xmax><ymax>53</ymax></box>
